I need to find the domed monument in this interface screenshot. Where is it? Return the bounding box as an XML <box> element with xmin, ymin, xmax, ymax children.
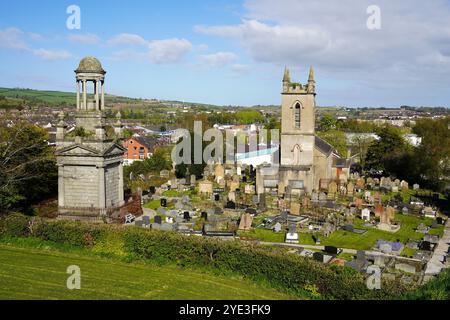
<box><xmin>55</xmin><ymin>57</ymin><xmax>126</xmax><ymax>221</ymax></box>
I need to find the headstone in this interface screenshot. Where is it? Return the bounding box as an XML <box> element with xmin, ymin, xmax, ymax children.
<box><xmin>142</xmin><ymin>216</ymin><xmax>150</xmax><ymax>226</ymax></box>
<box><xmin>160</xmin><ymin>198</ymin><xmax>167</xmax><ymax>207</ymax></box>
<box><xmin>346</xmin><ymin>182</ymin><xmax>354</xmax><ymax>197</ymax></box>
<box><xmin>356</xmin><ymin>178</ymin><xmax>365</xmax><ymax>189</ymax></box>
<box><xmin>154</xmin><ymin>215</ymin><xmax>162</xmax><ymax>224</ymax></box>
<box><xmin>214</xmin><ymin>164</ymin><xmax>225</xmax><ymax>181</ymax></box>
<box><xmin>392</xmin><ymin>185</ymin><xmax>399</xmax><ymax>193</ymax></box>
<box><xmin>290</xmin><ymin>202</ymin><xmax>300</xmax><ymax>215</ymax></box>
<box><xmin>311</xmin><ymin>192</ymin><xmax>319</xmax><ymax>202</ymax></box>
<box><xmin>273</xmin><ymin>222</ymin><xmax>282</xmax><ymax>233</ymax></box>
<box><xmin>199</xmin><ymin>181</ymin><xmax>213</xmax><ymax>195</ymax></box>
<box><xmin>228</xmin><ymin>191</ymin><xmax>236</xmax><ymax>202</ymax></box>
<box><xmin>380</xmin><ymin>243</ymin><xmax>392</xmax><ymax>254</ymax></box>
<box><xmin>236</xmin><ymin>166</ymin><xmax>242</xmax><ymax>176</ymax></box>
<box><xmin>278</xmin><ymin>182</ymin><xmax>286</xmax><ymax>195</ymax></box>
<box><xmin>355</xmin><ymin>198</ymin><xmax>363</xmax><ymax>209</ymax></box>
<box><xmin>319</xmin><ymin>192</ymin><xmax>327</xmax><ymax>202</ymax></box>
<box><xmin>201</xmin><ymin>211</ymin><xmax>208</xmax><ymax>221</ymax></box>
<box><xmin>157</xmin><ymin>207</ymin><xmax>166</xmax><ymax>215</ymax></box>
<box><xmin>361</xmin><ymin>208</ymin><xmax>371</xmax><ymax>221</ymax></box>
<box><xmin>238</xmin><ymin>213</ymin><xmax>253</xmax><ymax>231</ymax></box>
<box><xmin>400</xmin><ymin>180</ymin><xmax>409</xmax><ymax>191</ymax></box>
<box><xmin>252</xmin><ymin>195</ymin><xmax>259</xmax><ymax>204</ymax></box>
<box><xmin>245</xmin><ymin>184</ymin><xmax>255</xmax><ymax>194</ymax></box>
<box><xmin>225</xmin><ymin>200</ymin><xmax>236</xmax><ymax>209</ymax></box>
<box><xmin>288</xmin><ymin>223</ymin><xmax>296</xmax><ymax>234</ymax></box>
<box><xmin>413</xmin><ymin>183</ymin><xmax>420</xmax><ymax>190</ymax></box>
<box><xmin>328</xmin><ymin>181</ymin><xmax>337</xmax><ymax>197</ymax></box>
<box><xmin>190</xmin><ymin>175</ymin><xmax>196</xmax><ymax>186</ymax></box>
<box><xmin>149</xmin><ymin>186</ymin><xmax>156</xmax><ymax>194</ymax></box>
<box><xmin>183</xmin><ymin>211</ymin><xmax>191</xmax><ymax>221</ymax></box>
<box><xmin>258</xmin><ymin>193</ymin><xmax>266</xmax><ymax>210</ymax></box>
<box><xmin>229</xmin><ymin>181</ymin><xmax>240</xmax><ymax>192</ymax></box>
<box><xmin>214</xmin><ymin>194</ymin><xmax>220</xmax><ymax>201</ymax></box>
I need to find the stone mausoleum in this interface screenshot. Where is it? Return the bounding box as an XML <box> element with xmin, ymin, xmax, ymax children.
<box><xmin>256</xmin><ymin>67</ymin><xmax>352</xmax><ymax>196</ymax></box>
<box><xmin>55</xmin><ymin>57</ymin><xmax>126</xmax><ymax>221</ymax></box>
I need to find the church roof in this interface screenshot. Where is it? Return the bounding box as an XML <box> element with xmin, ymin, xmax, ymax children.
<box><xmin>314</xmin><ymin>135</ymin><xmax>334</xmax><ymax>156</ymax></box>
<box><xmin>75</xmin><ymin>56</ymin><xmax>106</xmax><ymax>74</ymax></box>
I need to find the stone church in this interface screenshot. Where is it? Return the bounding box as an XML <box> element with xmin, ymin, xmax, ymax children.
<box><xmin>256</xmin><ymin>67</ymin><xmax>352</xmax><ymax>196</ymax></box>
<box><xmin>55</xmin><ymin>57</ymin><xmax>126</xmax><ymax>221</ymax></box>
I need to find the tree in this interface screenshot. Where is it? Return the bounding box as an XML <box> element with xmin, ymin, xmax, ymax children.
<box><xmin>319</xmin><ymin>113</ymin><xmax>337</xmax><ymax>131</ymax></box>
<box><xmin>350</xmin><ymin>135</ymin><xmax>375</xmax><ymax>169</ymax></box>
<box><xmin>412</xmin><ymin>117</ymin><xmax>450</xmax><ymax>191</ymax></box>
<box><xmin>0</xmin><ymin>122</ymin><xmax>57</xmax><ymax>214</ymax></box>
<box><xmin>317</xmin><ymin>129</ymin><xmax>348</xmax><ymax>157</ymax></box>
<box><xmin>364</xmin><ymin>125</ymin><xmax>410</xmax><ymax>176</ymax></box>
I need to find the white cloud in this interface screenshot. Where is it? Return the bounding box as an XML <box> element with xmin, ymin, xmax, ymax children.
<box><xmin>199</xmin><ymin>52</ymin><xmax>237</xmax><ymax>67</ymax></box>
<box><xmin>68</xmin><ymin>33</ymin><xmax>100</xmax><ymax>45</ymax></box>
<box><xmin>108</xmin><ymin>33</ymin><xmax>148</xmax><ymax>46</ymax></box>
<box><xmin>148</xmin><ymin>38</ymin><xmax>192</xmax><ymax>64</ymax></box>
<box><xmin>32</xmin><ymin>49</ymin><xmax>72</xmax><ymax>61</ymax></box>
<box><xmin>195</xmin><ymin>0</ymin><xmax>450</xmax><ymax>96</ymax></box>
<box><xmin>231</xmin><ymin>63</ymin><xmax>251</xmax><ymax>76</ymax></box>
<box><xmin>0</xmin><ymin>27</ymin><xmax>28</xmax><ymax>50</ymax></box>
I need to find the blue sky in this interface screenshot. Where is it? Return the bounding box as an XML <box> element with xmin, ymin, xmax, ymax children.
<box><xmin>1</xmin><ymin>0</ymin><xmax>450</xmax><ymax>107</ymax></box>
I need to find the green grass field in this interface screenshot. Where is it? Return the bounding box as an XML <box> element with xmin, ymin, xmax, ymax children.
<box><xmin>0</xmin><ymin>243</ymin><xmax>296</xmax><ymax>300</ymax></box>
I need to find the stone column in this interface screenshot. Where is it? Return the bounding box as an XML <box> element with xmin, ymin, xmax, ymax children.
<box><xmin>95</xmin><ymin>80</ymin><xmax>99</xmax><ymax>111</ymax></box>
<box><xmin>98</xmin><ymin>165</ymin><xmax>106</xmax><ymax>209</ymax></box>
<box><xmin>82</xmin><ymin>80</ymin><xmax>87</xmax><ymax>110</ymax></box>
<box><xmin>118</xmin><ymin>162</ymin><xmax>124</xmax><ymax>205</ymax></box>
<box><xmin>101</xmin><ymin>81</ymin><xmax>105</xmax><ymax>110</ymax></box>
<box><xmin>76</xmin><ymin>81</ymin><xmax>80</xmax><ymax>110</ymax></box>
<box><xmin>58</xmin><ymin>164</ymin><xmax>65</xmax><ymax>207</ymax></box>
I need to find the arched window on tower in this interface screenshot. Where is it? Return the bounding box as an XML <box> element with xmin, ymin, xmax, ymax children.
<box><xmin>294</xmin><ymin>102</ymin><xmax>301</xmax><ymax>128</ymax></box>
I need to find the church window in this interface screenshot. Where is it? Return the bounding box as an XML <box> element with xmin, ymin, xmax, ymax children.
<box><xmin>294</xmin><ymin>103</ymin><xmax>301</xmax><ymax>128</ymax></box>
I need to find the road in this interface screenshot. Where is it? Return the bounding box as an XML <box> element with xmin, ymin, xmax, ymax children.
<box><xmin>424</xmin><ymin>219</ymin><xmax>450</xmax><ymax>276</ymax></box>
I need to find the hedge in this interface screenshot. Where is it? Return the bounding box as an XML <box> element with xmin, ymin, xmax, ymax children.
<box><xmin>0</xmin><ymin>214</ymin><xmax>407</xmax><ymax>300</ymax></box>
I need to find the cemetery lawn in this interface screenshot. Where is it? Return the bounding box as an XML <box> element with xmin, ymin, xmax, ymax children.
<box><xmin>0</xmin><ymin>242</ymin><xmax>298</xmax><ymax>300</ymax></box>
<box><xmin>320</xmin><ymin>214</ymin><xmax>444</xmax><ymax>250</ymax></box>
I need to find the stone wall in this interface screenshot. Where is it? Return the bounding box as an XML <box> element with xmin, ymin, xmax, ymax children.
<box><xmin>63</xmin><ymin>165</ymin><xmax>99</xmax><ymax>207</ymax></box>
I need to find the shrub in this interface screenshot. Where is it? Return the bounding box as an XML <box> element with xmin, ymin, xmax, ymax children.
<box><xmin>0</xmin><ymin>213</ymin><xmax>31</xmax><ymax>237</ymax></box>
<box><xmin>0</xmin><ymin>214</ymin><xmax>407</xmax><ymax>299</ymax></box>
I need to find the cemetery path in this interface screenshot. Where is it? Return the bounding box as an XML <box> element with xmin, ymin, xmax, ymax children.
<box><xmin>424</xmin><ymin>219</ymin><xmax>450</xmax><ymax>276</ymax></box>
<box><xmin>258</xmin><ymin>241</ymin><xmax>357</xmax><ymax>254</ymax></box>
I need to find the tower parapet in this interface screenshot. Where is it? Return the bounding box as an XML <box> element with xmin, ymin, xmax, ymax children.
<box><xmin>282</xmin><ymin>66</ymin><xmax>315</xmax><ymax>95</ymax></box>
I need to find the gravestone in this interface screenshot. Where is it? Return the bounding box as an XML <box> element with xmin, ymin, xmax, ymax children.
<box><xmin>154</xmin><ymin>215</ymin><xmax>162</xmax><ymax>224</ymax></box>
<box><xmin>413</xmin><ymin>183</ymin><xmax>420</xmax><ymax>190</ymax></box>
<box><xmin>238</xmin><ymin>213</ymin><xmax>253</xmax><ymax>231</ymax></box>
<box><xmin>198</xmin><ymin>181</ymin><xmax>213</xmax><ymax>195</ymax></box>
<box><xmin>252</xmin><ymin>195</ymin><xmax>259</xmax><ymax>204</ymax></box>
<box><xmin>258</xmin><ymin>193</ymin><xmax>266</xmax><ymax>210</ymax></box>
<box><xmin>356</xmin><ymin>178</ymin><xmax>365</xmax><ymax>190</ymax></box>
<box><xmin>347</xmin><ymin>182</ymin><xmax>354</xmax><ymax>197</ymax></box>
<box><xmin>319</xmin><ymin>192</ymin><xmax>327</xmax><ymax>202</ymax></box>
<box><xmin>160</xmin><ymin>198</ymin><xmax>167</xmax><ymax>207</ymax></box>
<box><xmin>214</xmin><ymin>194</ymin><xmax>220</xmax><ymax>201</ymax></box>
<box><xmin>229</xmin><ymin>181</ymin><xmax>239</xmax><ymax>192</ymax></box>
<box><xmin>273</xmin><ymin>222</ymin><xmax>282</xmax><ymax>233</ymax></box>
<box><xmin>355</xmin><ymin>198</ymin><xmax>363</xmax><ymax>209</ymax></box>
<box><xmin>374</xmin><ymin>204</ymin><xmax>384</xmax><ymax>217</ymax></box>
<box><xmin>361</xmin><ymin>208</ymin><xmax>371</xmax><ymax>221</ymax></box>
<box><xmin>149</xmin><ymin>186</ymin><xmax>156</xmax><ymax>194</ymax></box>
<box><xmin>394</xmin><ymin>179</ymin><xmax>400</xmax><ymax>187</ymax></box>
<box><xmin>201</xmin><ymin>211</ymin><xmax>208</xmax><ymax>221</ymax></box>
<box><xmin>183</xmin><ymin>211</ymin><xmax>191</xmax><ymax>221</ymax></box>
<box><xmin>156</xmin><ymin>207</ymin><xmax>165</xmax><ymax>215</ymax></box>
<box><xmin>288</xmin><ymin>223</ymin><xmax>296</xmax><ymax>234</ymax></box>
<box><xmin>328</xmin><ymin>181</ymin><xmax>337</xmax><ymax>198</ymax></box>
<box><xmin>225</xmin><ymin>200</ymin><xmax>236</xmax><ymax>209</ymax></box>
<box><xmin>290</xmin><ymin>202</ymin><xmax>301</xmax><ymax>215</ymax></box>
<box><xmin>160</xmin><ymin>170</ymin><xmax>170</xmax><ymax>178</ymax></box>
<box><xmin>142</xmin><ymin>216</ymin><xmax>150</xmax><ymax>226</ymax></box>
<box><xmin>190</xmin><ymin>175</ymin><xmax>196</xmax><ymax>186</ymax></box>
<box><xmin>400</xmin><ymin>180</ymin><xmax>409</xmax><ymax>191</ymax></box>
<box><xmin>311</xmin><ymin>192</ymin><xmax>319</xmax><ymax>202</ymax></box>
<box><xmin>245</xmin><ymin>184</ymin><xmax>255</xmax><ymax>194</ymax></box>
<box><xmin>228</xmin><ymin>191</ymin><xmax>236</xmax><ymax>202</ymax></box>
<box><xmin>214</xmin><ymin>164</ymin><xmax>225</xmax><ymax>181</ymax></box>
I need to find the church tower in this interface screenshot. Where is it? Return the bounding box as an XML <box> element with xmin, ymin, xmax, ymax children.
<box><xmin>280</xmin><ymin>66</ymin><xmax>316</xmax><ymax>166</ymax></box>
<box><xmin>56</xmin><ymin>57</ymin><xmax>126</xmax><ymax>222</ymax></box>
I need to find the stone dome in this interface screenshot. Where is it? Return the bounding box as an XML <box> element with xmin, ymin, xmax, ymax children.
<box><xmin>75</xmin><ymin>56</ymin><xmax>105</xmax><ymax>74</ymax></box>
